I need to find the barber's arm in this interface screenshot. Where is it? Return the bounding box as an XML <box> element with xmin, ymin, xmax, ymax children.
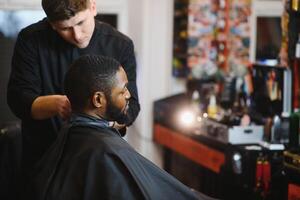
<box><xmin>31</xmin><ymin>95</ymin><xmax>71</xmax><ymax>120</ymax></box>
<box><xmin>117</xmin><ymin>40</ymin><xmax>140</xmax><ymax>126</ymax></box>
<box><xmin>7</xmin><ymin>30</ymin><xmax>71</xmax><ymax>121</ymax></box>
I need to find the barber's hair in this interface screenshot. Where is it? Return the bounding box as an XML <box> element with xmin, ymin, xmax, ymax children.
<box><xmin>64</xmin><ymin>55</ymin><xmax>121</xmax><ymax>111</ymax></box>
<box><xmin>42</xmin><ymin>0</ymin><xmax>90</xmax><ymax>22</ymax></box>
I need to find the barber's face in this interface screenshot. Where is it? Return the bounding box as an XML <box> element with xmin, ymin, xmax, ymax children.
<box><xmin>50</xmin><ymin>1</ymin><xmax>97</xmax><ymax>48</ymax></box>
<box><xmin>104</xmin><ymin>67</ymin><xmax>131</xmax><ymax>121</ymax></box>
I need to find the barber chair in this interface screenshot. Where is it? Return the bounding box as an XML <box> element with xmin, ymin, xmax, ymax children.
<box><xmin>191</xmin><ymin>188</ymin><xmax>221</xmax><ymax>200</ymax></box>
<box><xmin>0</xmin><ymin>121</ymin><xmax>22</xmax><ymax>200</ymax></box>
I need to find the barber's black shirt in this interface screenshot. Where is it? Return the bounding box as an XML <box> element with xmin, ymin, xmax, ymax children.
<box><xmin>7</xmin><ymin>18</ymin><xmax>140</xmax><ymax>169</ymax></box>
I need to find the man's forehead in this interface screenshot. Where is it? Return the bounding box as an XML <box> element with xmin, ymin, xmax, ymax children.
<box><xmin>115</xmin><ymin>67</ymin><xmax>128</xmax><ymax>85</ymax></box>
<box><xmin>51</xmin><ymin>9</ymin><xmax>88</xmax><ymax>28</ymax></box>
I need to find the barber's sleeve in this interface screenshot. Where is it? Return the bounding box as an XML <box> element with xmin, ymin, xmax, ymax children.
<box><xmin>7</xmin><ymin>32</ymin><xmax>41</xmax><ymax>120</ymax></box>
<box><xmin>119</xmin><ymin>40</ymin><xmax>140</xmax><ymax>126</ymax></box>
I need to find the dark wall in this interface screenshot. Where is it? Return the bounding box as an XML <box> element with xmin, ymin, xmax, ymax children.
<box><xmin>0</xmin><ymin>33</ymin><xmax>18</xmax><ymax>123</ymax></box>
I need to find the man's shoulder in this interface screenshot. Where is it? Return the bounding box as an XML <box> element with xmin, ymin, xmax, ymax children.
<box><xmin>70</xmin><ymin>126</ymin><xmax>126</xmax><ymax>147</ymax></box>
<box><xmin>72</xmin><ymin>126</ymin><xmax>133</xmax><ymax>154</ymax></box>
<box><xmin>95</xmin><ymin>21</ymin><xmax>132</xmax><ymax>44</ymax></box>
<box><xmin>19</xmin><ymin>18</ymin><xmax>52</xmax><ymax>39</ymax></box>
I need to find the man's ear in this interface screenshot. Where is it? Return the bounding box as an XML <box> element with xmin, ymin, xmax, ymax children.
<box><xmin>92</xmin><ymin>91</ymin><xmax>106</xmax><ymax>108</ymax></box>
<box><xmin>89</xmin><ymin>0</ymin><xmax>97</xmax><ymax>16</ymax></box>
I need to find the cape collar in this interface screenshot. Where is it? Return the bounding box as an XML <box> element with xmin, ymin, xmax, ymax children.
<box><xmin>70</xmin><ymin>113</ymin><xmax>109</xmax><ymax>129</ymax></box>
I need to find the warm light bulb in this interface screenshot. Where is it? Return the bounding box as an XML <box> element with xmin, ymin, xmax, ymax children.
<box><xmin>179</xmin><ymin>110</ymin><xmax>196</xmax><ymax>127</ymax></box>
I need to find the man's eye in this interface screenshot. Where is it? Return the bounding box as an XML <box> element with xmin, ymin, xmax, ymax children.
<box><xmin>121</xmin><ymin>89</ymin><xmax>127</xmax><ymax>95</ymax></box>
<box><xmin>61</xmin><ymin>27</ymin><xmax>70</xmax><ymax>31</ymax></box>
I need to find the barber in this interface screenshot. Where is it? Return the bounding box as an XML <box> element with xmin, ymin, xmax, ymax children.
<box><xmin>7</xmin><ymin>0</ymin><xmax>140</xmax><ymax>177</ymax></box>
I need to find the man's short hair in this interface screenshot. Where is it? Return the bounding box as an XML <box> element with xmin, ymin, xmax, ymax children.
<box><xmin>64</xmin><ymin>55</ymin><xmax>121</xmax><ymax>111</ymax></box>
<box><xmin>42</xmin><ymin>0</ymin><xmax>90</xmax><ymax>22</ymax></box>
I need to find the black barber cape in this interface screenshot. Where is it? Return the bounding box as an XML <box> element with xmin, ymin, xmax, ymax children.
<box><xmin>32</xmin><ymin>114</ymin><xmax>199</xmax><ymax>200</ymax></box>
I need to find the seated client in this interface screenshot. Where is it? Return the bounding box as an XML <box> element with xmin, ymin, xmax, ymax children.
<box><xmin>33</xmin><ymin>55</ymin><xmax>206</xmax><ymax>200</ymax></box>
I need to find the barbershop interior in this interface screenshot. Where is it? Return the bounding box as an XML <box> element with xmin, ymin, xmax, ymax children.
<box><xmin>1</xmin><ymin>0</ymin><xmax>300</xmax><ymax>199</ymax></box>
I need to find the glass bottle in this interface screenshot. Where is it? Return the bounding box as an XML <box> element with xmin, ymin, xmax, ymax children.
<box><xmin>291</xmin><ymin>0</ymin><xmax>300</xmax><ymax>12</ymax></box>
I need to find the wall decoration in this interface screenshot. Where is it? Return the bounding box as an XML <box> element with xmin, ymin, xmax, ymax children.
<box><xmin>172</xmin><ymin>0</ymin><xmax>252</xmax><ymax>79</ymax></box>
<box><xmin>228</xmin><ymin>0</ymin><xmax>252</xmax><ymax>77</ymax></box>
<box><xmin>172</xmin><ymin>0</ymin><xmax>189</xmax><ymax>77</ymax></box>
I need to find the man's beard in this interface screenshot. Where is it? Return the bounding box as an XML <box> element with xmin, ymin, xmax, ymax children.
<box><xmin>105</xmin><ymin>95</ymin><xmax>128</xmax><ymax>122</ymax></box>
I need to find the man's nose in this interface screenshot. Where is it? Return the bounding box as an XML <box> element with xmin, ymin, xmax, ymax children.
<box><xmin>125</xmin><ymin>89</ymin><xmax>131</xmax><ymax>99</ymax></box>
<box><xmin>72</xmin><ymin>27</ymin><xmax>82</xmax><ymax>41</ymax></box>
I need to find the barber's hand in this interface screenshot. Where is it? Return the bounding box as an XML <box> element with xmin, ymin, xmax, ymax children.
<box><xmin>109</xmin><ymin>121</ymin><xmax>126</xmax><ymax>130</ymax></box>
<box><xmin>55</xmin><ymin>95</ymin><xmax>72</xmax><ymax>120</ymax></box>
<box><xmin>31</xmin><ymin>95</ymin><xmax>72</xmax><ymax>120</ymax></box>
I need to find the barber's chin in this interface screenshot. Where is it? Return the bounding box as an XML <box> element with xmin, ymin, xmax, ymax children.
<box><xmin>76</xmin><ymin>44</ymin><xmax>88</xmax><ymax>49</ymax></box>
<box><xmin>74</xmin><ymin>41</ymin><xmax>89</xmax><ymax>48</ymax></box>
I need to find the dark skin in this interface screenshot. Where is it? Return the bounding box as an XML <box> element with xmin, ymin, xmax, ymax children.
<box><xmin>82</xmin><ymin>67</ymin><xmax>131</xmax><ymax>123</ymax></box>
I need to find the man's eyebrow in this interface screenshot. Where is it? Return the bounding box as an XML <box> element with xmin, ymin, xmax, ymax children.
<box><xmin>76</xmin><ymin>20</ymin><xmax>84</xmax><ymax>25</ymax></box>
<box><xmin>62</xmin><ymin>21</ymin><xmax>83</xmax><ymax>29</ymax></box>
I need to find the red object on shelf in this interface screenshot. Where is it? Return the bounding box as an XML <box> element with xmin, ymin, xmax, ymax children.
<box><xmin>262</xmin><ymin>160</ymin><xmax>271</xmax><ymax>193</ymax></box>
<box><xmin>153</xmin><ymin>124</ymin><xmax>225</xmax><ymax>173</ymax></box>
<box><xmin>288</xmin><ymin>183</ymin><xmax>300</xmax><ymax>200</ymax></box>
